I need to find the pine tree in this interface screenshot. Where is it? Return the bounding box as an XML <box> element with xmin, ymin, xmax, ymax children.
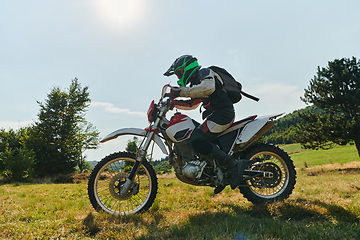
<box><xmin>294</xmin><ymin>57</ymin><xmax>360</xmax><ymax>157</ymax></box>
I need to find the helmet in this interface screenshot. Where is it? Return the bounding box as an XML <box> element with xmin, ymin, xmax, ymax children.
<box><xmin>163</xmin><ymin>55</ymin><xmax>201</xmax><ymax>87</ymax></box>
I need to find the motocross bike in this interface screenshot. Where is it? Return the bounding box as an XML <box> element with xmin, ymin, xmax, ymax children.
<box><xmin>87</xmin><ymin>84</ymin><xmax>296</xmax><ymax>215</ymax></box>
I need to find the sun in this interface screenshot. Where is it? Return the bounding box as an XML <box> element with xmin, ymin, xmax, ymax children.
<box><xmin>92</xmin><ymin>0</ymin><xmax>147</xmax><ymax>31</ymax></box>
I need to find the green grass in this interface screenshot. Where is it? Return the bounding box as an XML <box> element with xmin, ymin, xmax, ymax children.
<box><xmin>0</xmin><ymin>183</ymin><xmax>90</xmax><ymax>239</ymax></box>
<box><xmin>280</xmin><ymin>143</ymin><xmax>359</xmax><ymax>168</ymax></box>
<box><xmin>0</xmin><ymin>145</ymin><xmax>359</xmax><ymax>239</ymax></box>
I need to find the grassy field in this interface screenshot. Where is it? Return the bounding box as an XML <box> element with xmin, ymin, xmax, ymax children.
<box><xmin>0</xmin><ymin>145</ymin><xmax>359</xmax><ymax>239</ymax></box>
<box><xmin>281</xmin><ymin>143</ymin><xmax>359</xmax><ymax>168</ymax></box>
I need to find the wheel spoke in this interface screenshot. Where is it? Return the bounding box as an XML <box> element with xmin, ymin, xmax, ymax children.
<box><xmin>248</xmin><ymin>151</ymin><xmax>289</xmax><ymax>197</ymax></box>
<box><xmin>88</xmin><ymin>153</ymin><xmax>158</xmax><ymax>215</ymax></box>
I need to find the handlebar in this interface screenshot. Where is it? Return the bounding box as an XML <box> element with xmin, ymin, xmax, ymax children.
<box><xmin>161</xmin><ymin>84</ymin><xmax>179</xmax><ymax>100</ymax></box>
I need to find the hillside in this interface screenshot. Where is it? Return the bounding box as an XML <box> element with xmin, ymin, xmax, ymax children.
<box><xmin>262</xmin><ymin>105</ymin><xmax>322</xmax><ymax>144</ymax></box>
<box><xmin>87</xmin><ymin>161</ymin><xmax>99</xmax><ymax>170</ymax></box>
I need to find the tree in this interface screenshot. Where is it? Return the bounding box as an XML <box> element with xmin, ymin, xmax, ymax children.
<box><xmin>126</xmin><ymin>136</ymin><xmax>140</xmax><ymax>153</ymax></box>
<box><xmin>123</xmin><ymin>137</ymin><xmax>140</xmax><ymax>172</ymax></box>
<box><xmin>74</xmin><ymin>121</ymin><xmax>100</xmax><ymax>172</ymax></box>
<box><xmin>152</xmin><ymin>156</ymin><xmax>172</xmax><ymax>174</ymax></box>
<box><xmin>27</xmin><ymin>78</ymin><xmax>100</xmax><ymax>177</ymax></box>
<box><xmin>294</xmin><ymin>57</ymin><xmax>360</xmax><ymax>157</ymax></box>
<box><xmin>262</xmin><ymin>106</ymin><xmax>323</xmax><ymax>145</ymax></box>
<box><xmin>0</xmin><ymin>128</ymin><xmax>34</xmax><ymax>182</ymax></box>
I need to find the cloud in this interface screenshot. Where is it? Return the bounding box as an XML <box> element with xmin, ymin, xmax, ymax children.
<box><xmin>90</xmin><ymin>102</ymin><xmax>146</xmax><ymax>117</ymax></box>
<box><xmin>250</xmin><ymin>84</ymin><xmax>304</xmax><ymax>101</ymax></box>
<box><xmin>238</xmin><ymin>83</ymin><xmax>307</xmax><ymax>116</ymax></box>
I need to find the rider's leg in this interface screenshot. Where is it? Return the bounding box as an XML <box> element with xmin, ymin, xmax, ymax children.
<box><xmin>191</xmin><ymin>107</ymin><xmax>247</xmax><ymax>193</ymax></box>
<box><xmin>209</xmin><ymin>143</ymin><xmax>247</xmax><ymax>192</ymax></box>
<box><xmin>190</xmin><ymin>127</ymin><xmax>246</xmax><ymax>193</ymax></box>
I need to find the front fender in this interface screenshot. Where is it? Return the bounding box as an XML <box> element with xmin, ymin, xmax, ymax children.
<box><xmin>100</xmin><ymin>128</ymin><xmax>168</xmax><ymax>155</ymax></box>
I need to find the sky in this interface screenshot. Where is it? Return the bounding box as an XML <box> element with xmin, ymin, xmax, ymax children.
<box><xmin>1</xmin><ymin>0</ymin><xmax>360</xmax><ymax>161</ymax></box>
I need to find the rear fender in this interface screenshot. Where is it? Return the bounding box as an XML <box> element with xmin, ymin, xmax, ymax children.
<box><xmin>237</xmin><ymin>113</ymin><xmax>283</xmax><ymax>145</ymax></box>
<box><xmin>100</xmin><ymin>128</ymin><xmax>168</xmax><ymax>155</ymax></box>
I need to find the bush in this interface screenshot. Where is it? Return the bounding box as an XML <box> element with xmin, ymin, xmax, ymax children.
<box><xmin>0</xmin><ymin>128</ymin><xmax>35</xmax><ymax>182</ymax></box>
<box><xmin>0</xmin><ymin>146</ymin><xmax>34</xmax><ymax>182</ymax></box>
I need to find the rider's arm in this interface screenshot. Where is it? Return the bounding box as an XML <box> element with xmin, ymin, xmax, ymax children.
<box><xmin>179</xmin><ymin>68</ymin><xmax>218</xmax><ymax>99</ymax></box>
<box><xmin>171</xmin><ymin>99</ymin><xmax>202</xmax><ymax>110</ymax></box>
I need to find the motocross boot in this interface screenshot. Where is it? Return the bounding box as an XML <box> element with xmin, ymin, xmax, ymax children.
<box><xmin>211</xmin><ymin>145</ymin><xmax>247</xmax><ymax>194</ymax></box>
<box><xmin>223</xmin><ymin>156</ymin><xmax>247</xmax><ymax>189</ymax></box>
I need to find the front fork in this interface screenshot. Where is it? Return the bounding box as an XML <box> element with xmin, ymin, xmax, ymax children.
<box><xmin>120</xmin><ymin>120</ymin><xmax>161</xmax><ymax>195</ymax></box>
<box><xmin>120</xmin><ymin>131</ymin><xmax>156</xmax><ymax>195</ymax></box>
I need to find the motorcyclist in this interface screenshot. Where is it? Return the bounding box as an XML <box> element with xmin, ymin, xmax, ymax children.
<box><xmin>164</xmin><ymin>55</ymin><xmax>247</xmax><ymax>194</ymax></box>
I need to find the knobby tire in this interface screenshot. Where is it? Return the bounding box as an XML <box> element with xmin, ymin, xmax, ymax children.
<box><xmin>87</xmin><ymin>151</ymin><xmax>158</xmax><ymax>215</ymax></box>
<box><xmin>239</xmin><ymin>144</ymin><xmax>296</xmax><ymax>203</ymax></box>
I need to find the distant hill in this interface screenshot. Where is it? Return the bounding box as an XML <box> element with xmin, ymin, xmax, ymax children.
<box><xmin>262</xmin><ymin>105</ymin><xmax>321</xmax><ymax>144</ymax></box>
<box><xmin>87</xmin><ymin>161</ymin><xmax>99</xmax><ymax>170</ymax></box>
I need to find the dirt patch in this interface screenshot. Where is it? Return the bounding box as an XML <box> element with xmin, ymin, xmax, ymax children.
<box><xmin>329</xmin><ymin>168</ymin><xmax>360</xmax><ymax>175</ymax></box>
<box><xmin>157</xmin><ymin>173</ymin><xmax>176</xmax><ymax>179</ymax></box>
<box><xmin>53</xmin><ymin>172</ymin><xmax>91</xmax><ymax>183</ymax></box>
<box><xmin>301</xmin><ymin>161</ymin><xmax>360</xmax><ymax>176</ymax></box>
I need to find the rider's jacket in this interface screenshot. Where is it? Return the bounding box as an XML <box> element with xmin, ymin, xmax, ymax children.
<box><xmin>173</xmin><ymin>68</ymin><xmax>233</xmax><ymax>115</ymax></box>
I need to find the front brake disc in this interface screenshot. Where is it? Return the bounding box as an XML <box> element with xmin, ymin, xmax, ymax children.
<box><xmin>109</xmin><ymin>173</ymin><xmax>134</xmax><ymax>201</ymax></box>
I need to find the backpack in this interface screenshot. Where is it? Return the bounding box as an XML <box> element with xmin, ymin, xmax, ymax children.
<box><xmin>209</xmin><ymin>66</ymin><xmax>260</xmax><ymax>103</ymax></box>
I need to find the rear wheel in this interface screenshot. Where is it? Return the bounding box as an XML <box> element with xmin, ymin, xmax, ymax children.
<box><xmin>87</xmin><ymin>152</ymin><xmax>158</xmax><ymax>215</ymax></box>
<box><xmin>239</xmin><ymin>144</ymin><xmax>296</xmax><ymax>203</ymax></box>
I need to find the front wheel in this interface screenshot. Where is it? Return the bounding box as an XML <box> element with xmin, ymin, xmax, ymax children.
<box><xmin>87</xmin><ymin>152</ymin><xmax>158</xmax><ymax>215</ymax></box>
<box><xmin>239</xmin><ymin>144</ymin><xmax>296</xmax><ymax>204</ymax></box>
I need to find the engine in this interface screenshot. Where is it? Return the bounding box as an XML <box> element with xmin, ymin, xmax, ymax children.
<box><xmin>174</xmin><ymin>139</ymin><xmax>195</xmax><ymax>161</ymax></box>
<box><xmin>182</xmin><ymin>160</ymin><xmax>207</xmax><ymax>179</ymax></box>
<box><xmin>167</xmin><ymin>113</ymin><xmax>209</xmax><ymax>180</ymax></box>
<box><xmin>174</xmin><ymin>140</ymin><xmax>207</xmax><ymax>180</ymax></box>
